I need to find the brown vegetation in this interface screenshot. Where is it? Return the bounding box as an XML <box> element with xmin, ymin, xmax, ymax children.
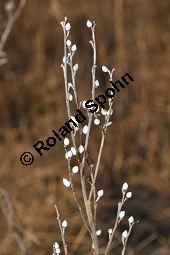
<box><xmin>0</xmin><ymin>0</ymin><xmax>170</xmax><ymax>254</ymax></box>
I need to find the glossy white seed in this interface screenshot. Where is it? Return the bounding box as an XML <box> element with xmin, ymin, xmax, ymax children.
<box><xmin>63</xmin><ymin>178</ymin><xmax>70</xmax><ymax>187</ymax></box>
<box><xmin>72</xmin><ymin>166</ymin><xmax>79</xmax><ymax>174</ymax></box>
<box><xmin>122</xmin><ymin>182</ymin><xmax>128</xmax><ymax>191</ymax></box>
<box><xmin>122</xmin><ymin>230</ymin><xmax>128</xmax><ymax>238</ymax></box>
<box><xmin>126</xmin><ymin>192</ymin><xmax>132</xmax><ymax>198</ymax></box>
<box><xmin>95</xmin><ymin>80</ymin><xmax>100</xmax><ymax>87</ymax></box>
<box><xmin>65</xmin><ymin>23</ymin><xmax>71</xmax><ymax>31</ymax></box>
<box><xmin>71</xmin><ymin>147</ymin><xmax>76</xmax><ymax>155</ymax></box>
<box><xmin>62</xmin><ymin>220</ymin><xmax>68</xmax><ymax>228</ymax></box>
<box><xmin>83</xmin><ymin>125</ymin><xmax>89</xmax><ymax>134</ymax></box>
<box><xmin>119</xmin><ymin>210</ymin><xmax>125</xmax><ymax>219</ymax></box>
<box><xmin>78</xmin><ymin>145</ymin><xmax>84</xmax><ymax>154</ymax></box>
<box><xmin>66</xmin><ymin>39</ymin><xmax>71</xmax><ymax>47</ymax></box>
<box><xmin>54</xmin><ymin>242</ymin><xmax>59</xmax><ymax>249</ymax></box>
<box><xmin>86</xmin><ymin>20</ymin><xmax>92</xmax><ymax>28</ymax></box>
<box><xmin>94</xmin><ymin>118</ymin><xmax>100</xmax><ymax>125</ymax></box>
<box><xmin>128</xmin><ymin>216</ymin><xmax>134</xmax><ymax>224</ymax></box>
<box><xmin>102</xmin><ymin>65</ymin><xmax>108</xmax><ymax>72</ymax></box>
<box><xmin>97</xmin><ymin>189</ymin><xmax>104</xmax><ymax>197</ymax></box>
<box><xmin>96</xmin><ymin>229</ymin><xmax>101</xmax><ymax>236</ymax></box>
<box><xmin>71</xmin><ymin>44</ymin><xmax>77</xmax><ymax>52</ymax></box>
<box><xmin>64</xmin><ymin>138</ymin><xmax>70</xmax><ymax>146</ymax></box>
<box><xmin>108</xmin><ymin>229</ymin><xmax>113</xmax><ymax>234</ymax></box>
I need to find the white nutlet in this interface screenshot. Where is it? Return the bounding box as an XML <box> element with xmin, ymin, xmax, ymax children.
<box><xmin>122</xmin><ymin>182</ymin><xmax>128</xmax><ymax>192</ymax></box>
<box><xmin>65</xmin><ymin>22</ymin><xmax>71</xmax><ymax>31</ymax></box>
<box><xmin>108</xmin><ymin>229</ymin><xmax>113</xmax><ymax>234</ymax></box>
<box><xmin>68</xmin><ymin>93</ymin><xmax>73</xmax><ymax>101</ymax></box>
<box><xmin>102</xmin><ymin>65</ymin><xmax>108</xmax><ymax>73</ymax></box>
<box><xmin>66</xmin><ymin>39</ymin><xmax>71</xmax><ymax>47</ymax></box>
<box><xmin>78</xmin><ymin>145</ymin><xmax>84</xmax><ymax>154</ymax></box>
<box><xmin>70</xmin><ymin>115</ymin><xmax>77</xmax><ymax>123</ymax></box>
<box><xmin>101</xmin><ymin>108</ymin><xmax>107</xmax><ymax>116</ymax></box>
<box><xmin>63</xmin><ymin>56</ymin><xmax>66</xmax><ymax>64</ymax></box>
<box><xmin>62</xmin><ymin>220</ymin><xmax>68</xmax><ymax>228</ymax></box>
<box><xmin>65</xmin><ymin>150</ymin><xmax>73</xmax><ymax>159</ymax></box>
<box><xmin>72</xmin><ymin>166</ymin><xmax>79</xmax><ymax>174</ymax></box>
<box><xmin>71</xmin><ymin>147</ymin><xmax>76</xmax><ymax>155</ymax></box>
<box><xmin>128</xmin><ymin>216</ymin><xmax>134</xmax><ymax>224</ymax></box>
<box><xmin>82</xmin><ymin>101</ymin><xmax>87</xmax><ymax>109</ymax></box>
<box><xmin>63</xmin><ymin>178</ymin><xmax>70</xmax><ymax>187</ymax></box>
<box><xmin>55</xmin><ymin>248</ymin><xmax>61</xmax><ymax>254</ymax></box>
<box><xmin>54</xmin><ymin>242</ymin><xmax>59</xmax><ymax>250</ymax></box>
<box><xmin>126</xmin><ymin>192</ymin><xmax>132</xmax><ymax>199</ymax></box>
<box><xmin>73</xmin><ymin>63</ymin><xmax>78</xmax><ymax>71</ymax></box>
<box><xmin>86</xmin><ymin>20</ymin><xmax>92</xmax><ymax>28</ymax></box>
<box><xmin>83</xmin><ymin>125</ymin><xmax>89</xmax><ymax>134</ymax></box>
<box><xmin>94</xmin><ymin>118</ymin><xmax>100</xmax><ymax>125</ymax></box>
<box><xmin>71</xmin><ymin>44</ymin><xmax>77</xmax><ymax>52</ymax></box>
<box><xmin>119</xmin><ymin>210</ymin><xmax>125</xmax><ymax>219</ymax></box>
<box><xmin>122</xmin><ymin>230</ymin><xmax>128</xmax><ymax>239</ymax></box>
<box><xmin>64</xmin><ymin>138</ymin><xmax>70</xmax><ymax>146</ymax></box>
<box><xmin>95</xmin><ymin>80</ymin><xmax>100</xmax><ymax>88</ymax></box>
<box><xmin>97</xmin><ymin>189</ymin><xmax>104</xmax><ymax>198</ymax></box>
<box><xmin>96</xmin><ymin>229</ymin><xmax>101</xmax><ymax>236</ymax></box>
<box><xmin>5</xmin><ymin>1</ymin><xmax>14</xmax><ymax>13</ymax></box>
<box><xmin>106</xmin><ymin>108</ymin><xmax>113</xmax><ymax>116</ymax></box>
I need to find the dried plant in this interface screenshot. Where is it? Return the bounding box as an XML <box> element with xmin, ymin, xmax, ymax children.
<box><xmin>0</xmin><ymin>0</ymin><xmax>26</xmax><ymax>65</ymax></box>
<box><xmin>0</xmin><ymin>187</ymin><xmax>39</xmax><ymax>254</ymax></box>
<box><xmin>53</xmin><ymin>17</ymin><xmax>138</xmax><ymax>255</ymax></box>
<box><xmin>0</xmin><ymin>188</ymin><xmax>26</xmax><ymax>254</ymax></box>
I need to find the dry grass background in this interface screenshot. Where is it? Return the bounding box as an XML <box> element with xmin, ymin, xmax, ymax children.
<box><xmin>0</xmin><ymin>0</ymin><xmax>170</xmax><ymax>254</ymax></box>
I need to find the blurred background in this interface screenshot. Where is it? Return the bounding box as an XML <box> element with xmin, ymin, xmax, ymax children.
<box><xmin>0</xmin><ymin>0</ymin><xmax>170</xmax><ymax>254</ymax></box>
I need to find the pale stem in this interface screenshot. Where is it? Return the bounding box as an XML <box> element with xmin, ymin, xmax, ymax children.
<box><xmin>104</xmin><ymin>193</ymin><xmax>126</xmax><ymax>255</ymax></box>
<box><xmin>0</xmin><ymin>0</ymin><xmax>27</xmax><ymax>62</ymax></box>
<box><xmin>55</xmin><ymin>205</ymin><xmax>68</xmax><ymax>255</ymax></box>
<box><xmin>121</xmin><ymin>223</ymin><xmax>135</xmax><ymax>255</ymax></box>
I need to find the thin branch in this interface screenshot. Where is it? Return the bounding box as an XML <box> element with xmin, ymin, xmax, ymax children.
<box><xmin>121</xmin><ymin>222</ymin><xmax>135</xmax><ymax>255</ymax></box>
<box><xmin>55</xmin><ymin>205</ymin><xmax>68</xmax><ymax>255</ymax></box>
<box><xmin>66</xmin><ymin>154</ymin><xmax>91</xmax><ymax>234</ymax></box>
<box><xmin>104</xmin><ymin>193</ymin><xmax>126</xmax><ymax>255</ymax></box>
<box><xmin>0</xmin><ymin>0</ymin><xmax>27</xmax><ymax>65</ymax></box>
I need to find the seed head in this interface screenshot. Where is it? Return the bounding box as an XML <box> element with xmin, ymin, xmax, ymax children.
<box><xmin>64</xmin><ymin>138</ymin><xmax>70</xmax><ymax>146</ymax></box>
<box><xmin>108</xmin><ymin>229</ymin><xmax>113</xmax><ymax>234</ymax></box>
<box><xmin>83</xmin><ymin>125</ymin><xmax>89</xmax><ymax>134</ymax></box>
<box><xmin>128</xmin><ymin>216</ymin><xmax>134</xmax><ymax>224</ymax></box>
<box><xmin>65</xmin><ymin>22</ymin><xmax>71</xmax><ymax>31</ymax></box>
<box><xmin>62</xmin><ymin>220</ymin><xmax>68</xmax><ymax>228</ymax></box>
<box><xmin>94</xmin><ymin>118</ymin><xmax>100</xmax><ymax>125</ymax></box>
<box><xmin>70</xmin><ymin>147</ymin><xmax>76</xmax><ymax>155</ymax></box>
<box><xmin>63</xmin><ymin>178</ymin><xmax>70</xmax><ymax>187</ymax></box>
<box><xmin>86</xmin><ymin>20</ymin><xmax>92</xmax><ymax>28</ymax></box>
<box><xmin>71</xmin><ymin>44</ymin><xmax>77</xmax><ymax>52</ymax></box>
<box><xmin>72</xmin><ymin>166</ymin><xmax>79</xmax><ymax>174</ymax></box>
<box><xmin>101</xmin><ymin>108</ymin><xmax>107</xmax><ymax>116</ymax></box>
<box><xmin>95</xmin><ymin>80</ymin><xmax>100</xmax><ymax>88</ymax></box>
<box><xmin>65</xmin><ymin>150</ymin><xmax>73</xmax><ymax>159</ymax></box>
<box><xmin>97</xmin><ymin>189</ymin><xmax>104</xmax><ymax>198</ymax></box>
<box><xmin>54</xmin><ymin>242</ymin><xmax>59</xmax><ymax>249</ymax></box>
<box><xmin>96</xmin><ymin>229</ymin><xmax>101</xmax><ymax>236</ymax></box>
<box><xmin>122</xmin><ymin>230</ymin><xmax>128</xmax><ymax>239</ymax></box>
<box><xmin>66</xmin><ymin>39</ymin><xmax>71</xmax><ymax>47</ymax></box>
<box><xmin>73</xmin><ymin>63</ymin><xmax>78</xmax><ymax>71</ymax></box>
<box><xmin>126</xmin><ymin>192</ymin><xmax>132</xmax><ymax>199</ymax></box>
<box><xmin>78</xmin><ymin>145</ymin><xmax>84</xmax><ymax>154</ymax></box>
<box><xmin>122</xmin><ymin>182</ymin><xmax>128</xmax><ymax>192</ymax></box>
<box><xmin>119</xmin><ymin>210</ymin><xmax>125</xmax><ymax>219</ymax></box>
<box><xmin>102</xmin><ymin>65</ymin><xmax>108</xmax><ymax>73</ymax></box>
